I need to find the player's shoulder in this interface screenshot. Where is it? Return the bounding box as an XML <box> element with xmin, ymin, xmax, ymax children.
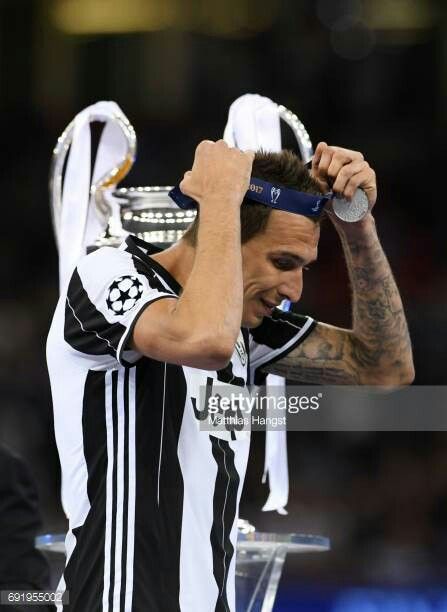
<box><xmin>65</xmin><ymin>238</ymin><xmax>177</xmax><ymax>309</ymax></box>
<box><xmin>77</xmin><ymin>243</ymin><xmax>133</xmax><ymax>272</ymax></box>
<box><xmin>62</xmin><ymin>243</ymin><xmax>142</xmax><ymax>305</ymax></box>
<box><xmin>74</xmin><ymin>241</ymin><xmax>154</xmax><ymax>286</ymax></box>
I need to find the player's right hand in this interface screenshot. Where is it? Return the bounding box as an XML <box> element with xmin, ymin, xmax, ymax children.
<box><xmin>179</xmin><ymin>140</ymin><xmax>254</xmax><ymax>209</ymax></box>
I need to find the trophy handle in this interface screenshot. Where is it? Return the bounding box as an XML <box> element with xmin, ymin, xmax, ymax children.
<box><xmin>277</xmin><ymin>104</ymin><xmax>314</xmax><ymax>163</ymax></box>
<box><xmin>49</xmin><ymin>110</ymin><xmax>136</xmax><ymax>251</ymax></box>
<box><xmin>49</xmin><ymin>119</ymin><xmax>73</xmax><ymax>251</ymax></box>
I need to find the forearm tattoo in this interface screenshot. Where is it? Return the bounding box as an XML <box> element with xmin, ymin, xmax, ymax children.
<box><xmin>344</xmin><ymin>229</ymin><xmax>413</xmax><ymax>381</ymax></box>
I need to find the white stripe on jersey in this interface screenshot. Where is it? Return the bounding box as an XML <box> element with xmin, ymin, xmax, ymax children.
<box><xmin>113</xmin><ymin>370</ymin><xmax>126</xmax><ymax>610</ymax></box>
<box><xmin>152</xmin><ymin>269</ymin><xmax>178</xmax><ymax>294</ymax></box>
<box><xmin>103</xmin><ymin>371</ymin><xmax>114</xmax><ymax>612</ymax></box>
<box><xmin>218</xmin><ymin>438</ymin><xmax>231</xmax><ymax>599</ymax></box>
<box><xmin>124</xmin><ymin>368</ymin><xmax>136</xmax><ymax>612</ymax></box>
<box><xmin>178</xmin><ymin>418</ymin><xmax>219</xmax><ymax>611</ymax></box>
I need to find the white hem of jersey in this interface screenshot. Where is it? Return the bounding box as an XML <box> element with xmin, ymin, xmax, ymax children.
<box><xmin>116</xmin><ymin>293</ymin><xmax>178</xmax><ymax>366</ymax></box>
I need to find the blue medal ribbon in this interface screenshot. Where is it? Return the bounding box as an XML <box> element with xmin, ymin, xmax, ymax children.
<box><xmin>169</xmin><ymin>177</ymin><xmax>329</xmax><ymax>218</ymax></box>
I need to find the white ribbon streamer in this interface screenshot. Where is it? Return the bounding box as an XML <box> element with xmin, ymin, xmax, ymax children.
<box><xmin>224</xmin><ymin>93</ymin><xmax>290</xmax><ymax>514</ymax></box>
<box><xmin>261</xmin><ymin>373</ymin><xmax>289</xmax><ymax>515</ymax></box>
<box><xmin>223</xmin><ymin>93</ymin><xmax>282</xmax><ymax>152</ymax></box>
<box><xmin>58</xmin><ymin>101</ymin><xmax>130</xmax><ymax>290</ymax></box>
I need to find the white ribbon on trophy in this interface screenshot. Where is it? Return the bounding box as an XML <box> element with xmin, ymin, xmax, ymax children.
<box><xmin>51</xmin><ymin>100</ymin><xmax>136</xmax><ymax>290</ymax></box>
<box><xmin>224</xmin><ymin>93</ymin><xmax>313</xmax><ymax>514</ymax></box>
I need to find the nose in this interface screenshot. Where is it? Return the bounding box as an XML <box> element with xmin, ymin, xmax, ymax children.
<box><xmin>278</xmin><ymin>269</ymin><xmax>303</xmax><ymax>304</ymax></box>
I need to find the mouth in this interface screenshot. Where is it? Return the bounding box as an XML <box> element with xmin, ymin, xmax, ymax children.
<box><xmin>259</xmin><ymin>298</ymin><xmax>278</xmax><ymax>315</ymax></box>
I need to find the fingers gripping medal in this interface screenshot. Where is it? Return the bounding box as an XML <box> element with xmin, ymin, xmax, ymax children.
<box><xmin>332</xmin><ymin>188</ymin><xmax>370</xmax><ymax>223</ymax></box>
<box><xmin>305</xmin><ymin>155</ymin><xmax>370</xmax><ymax>222</ymax></box>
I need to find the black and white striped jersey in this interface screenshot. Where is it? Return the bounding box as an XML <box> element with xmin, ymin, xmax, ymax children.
<box><xmin>46</xmin><ymin>235</ymin><xmax>316</xmax><ymax>612</ymax></box>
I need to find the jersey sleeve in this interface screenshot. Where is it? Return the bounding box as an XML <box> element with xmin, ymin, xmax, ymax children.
<box><xmin>63</xmin><ymin>247</ymin><xmax>177</xmax><ymax>366</ymax></box>
<box><xmin>248</xmin><ymin>308</ymin><xmax>316</xmax><ymax>385</ymax></box>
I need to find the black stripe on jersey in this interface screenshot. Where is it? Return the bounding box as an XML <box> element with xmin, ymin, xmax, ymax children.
<box><xmin>210</xmin><ymin>437</ymin><xmax>240</xmax><ymax>612</ymax></box>
<box><xmin>216</xmin><ymin>365</ymin><xmax>245</xmax><ymax>441</ymax></box>
<box><xmin>125</xmin><ymin>235</ymin><xmax>182</xmax><ymax>295</ymax></box>
<box><xmin>242</xmin><ymin>328</ymin><xmax>250</xmax><ymax>384</ymax></box>
<box><xmin>250</xmin><ymin>308</ymin><xmax>313</xmax><ymax>350</ymax></box>
<box><xmin>62</xmin><ymin>370</ymin><xmax>108</xmax><ymax>611</ymax></box>
<box><xmin>130</xmin><ymin>254</ymin><xmax>176</xmax><ymax>296</ymax></box>
<box><xmin>65</xmin><ymin>268</ymin><xmax>126</xmax><ymax>357</ymax></box>
<box><xmin>132</xmin><ymin>359</ymin><xmax>186</xmax><ymax>611</ymax></box>
<box><xmin>120</xmin><ymin>368</ymin><xmax>130</xmax><ymax>612</ymax></box>
<box><xmin>217</xmin><ymin>362</ymin><xmax>245</xmax><ymax>387</ymax></box>
<box><xmin>251</xmin><ymin>311</ymin><xmax>316</xmax><ymax>385</ymax></box>
<box><xmin>108</xmin><ymin>371</ymin><xmax>119</xmax><ymax>609</ymax></box>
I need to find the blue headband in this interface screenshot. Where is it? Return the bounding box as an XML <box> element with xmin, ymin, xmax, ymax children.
<box><xmin>169</xmin><ymin>177</ymin><xmax>329</xmax><ymax>218</ymax></box>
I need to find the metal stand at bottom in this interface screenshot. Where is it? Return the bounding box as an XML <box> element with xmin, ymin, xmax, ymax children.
<box><xmin>236</xmin><ymin>533</ymin><xmax>330</xmax><ymax>612</ymax></box>
<box><xmin>36</xmin><ymin>532</ymin><xmax>330</xmax><ymax>612</ymax></box>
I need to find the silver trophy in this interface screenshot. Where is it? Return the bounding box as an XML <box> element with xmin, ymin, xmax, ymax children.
<box><xmin>49</xmin><ymin>104</ymin><xmax>196</xmax><ymax>260</ymax></box>
<box><xmin>115</xmin><ymin>186</ymin><xmax>196</xmax><ymax>249</ymax></box>
<box><xmin>277</xmin><ymin>104</ymin><xmax>314</xmax><ymax>162</ymax></box>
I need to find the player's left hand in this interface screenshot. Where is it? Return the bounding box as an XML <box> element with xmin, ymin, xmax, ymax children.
<box><xmin>310</xmin><ymin>142</ymin><xmax>377</xmax><ymax>220</ymax></box>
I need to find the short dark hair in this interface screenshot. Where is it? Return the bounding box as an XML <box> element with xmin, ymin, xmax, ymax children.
<box><xmin>182</xmin><ymin>149</ymin><xmax>323</xmax><ymax>246</ymax></box>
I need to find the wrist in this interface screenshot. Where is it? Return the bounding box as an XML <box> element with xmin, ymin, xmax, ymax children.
<box><xmin>197</xmin><ymin>193</ymin><xmax>242</xmax><ymax>212</ymax></box>
<box><xmin>333</xmin><ymin>212</ymin><xmax>377</xmax><ymax>242</ymax></box>
<box><xmin>197</xmin><ymin>198</ymin><xmax>241</xmax><ymax>236</ymax></box>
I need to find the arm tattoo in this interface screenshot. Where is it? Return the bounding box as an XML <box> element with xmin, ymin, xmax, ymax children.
<box><xmin>264</xmin><ymin>218</ymin><xmax>414</xmax><ymax>385</ymax></box>
<box><xmin>345</xmin><ymin>223</ymin><xmax>413</xmax><ymax>382</ymax></box>
<box><xmin>265</xmin><ymin>323</ymin><xmax>360</xmax><ymax>384</ymax></box>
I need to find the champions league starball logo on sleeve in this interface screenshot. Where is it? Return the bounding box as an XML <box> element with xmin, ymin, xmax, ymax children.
<box><xmin>106</xmin><ymin>275</ymin><xmax>143</xmax><ymax>315</ymax></box>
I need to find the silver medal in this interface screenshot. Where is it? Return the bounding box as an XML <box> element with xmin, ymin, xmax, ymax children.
<box><xmin>332</xmin><ymin>188</ymin><xmax>369</xmax><ymax>222</ymax></box>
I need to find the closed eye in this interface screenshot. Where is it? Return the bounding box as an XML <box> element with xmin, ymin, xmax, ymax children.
<box><xmin>272</xmin><ymin>258</ymin><xmax>298</xmax><ymax>271</ymax></box>
<box><xmin>270</xmin><ymin>253</ymin><xmax>316</xmax><ymax>271</ymax></box>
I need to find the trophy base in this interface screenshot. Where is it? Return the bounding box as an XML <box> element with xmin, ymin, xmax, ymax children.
<box><xmin>36</xmin><ymin>531</ymin><xmax>330</xmax><ymax>611</ymax></box>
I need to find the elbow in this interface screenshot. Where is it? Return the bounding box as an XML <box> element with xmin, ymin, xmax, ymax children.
<box><xmin>202</xmin><ymin>337</ymin><xmax>234</xmax><ymax>370</ymax></box>
<box><xmin>385</xmin><ymin>358</ymin><xmax>416</xmax><ymax>388</ymax></box>
<box><xmin>205</xmin><ymin>354</ymin><xmax>233</xmax><ymax>371</ymax></box>
<box><xmin>359</xmin><ymin>362</ymin><xmax>415</xmax><ymax>389</ymax></box>
<box><xmin>351</xmin><ymin>337</ymin><xmax>415</xmax><ymax>388</ymax></box>
<box><xmin>186</xmin><ymin>333</ymin><xmax>235</xmax><ymax>370</ymax></box>
<box><xmin>402</xmin><ymin>361</ymin><xmax>416</xmax><ymax>386</ymax></box>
